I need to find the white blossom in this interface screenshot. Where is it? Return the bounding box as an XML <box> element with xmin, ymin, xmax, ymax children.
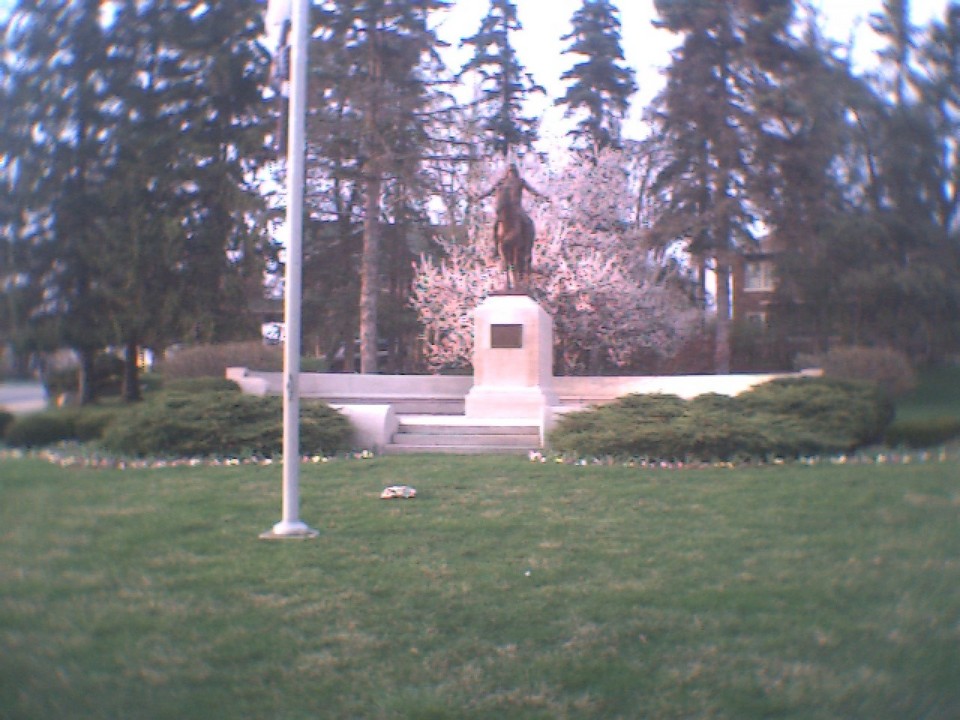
<box><xmin>411</xmin><ymin>150</ymin><xmax>700</xmax><ymax>374</ymax></box>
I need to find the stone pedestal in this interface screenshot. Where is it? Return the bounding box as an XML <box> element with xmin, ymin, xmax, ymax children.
<box><xmin>465</xmin><ymin>294</ymin><xmax>557</xmax><ymax>419</ymax></box>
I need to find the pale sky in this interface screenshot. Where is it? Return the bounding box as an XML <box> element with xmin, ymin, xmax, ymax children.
<box><xmin>433</xmin><ymin>0</ymin><xmax>951</xmax><ymax>142</ymax></box>
<box><xmin>1</xmin><ymin>0</ymin><xmax>951</xmax><ymax>142</ymax></box>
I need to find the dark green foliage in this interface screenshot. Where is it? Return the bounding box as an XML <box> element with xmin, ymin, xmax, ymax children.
<box><xmin>4</xmin><ymin>412</ymin><xmax>77</xmax><ymax>448</ymax></box>
<box><xmin>70</xmin><ymin>408</ymin><xmax>122</xmax><ymax>442</ymax></box>
<box><xmin>0</xmin><ymin>410</ymin><xmax>14</xmax><ymax>438</ymax></box>
<box><xmin>895</xmin><ymin>365</ymin><xmax>960</xmax><ymax>422</ymax></box>
<box><xmin>310</xmin><ymin>0</ymin><xmax>449</xmax><ymax>373</ymax></box>
<box><xmin>100</xmin><ymin>391</ymin><xmax>352</xmax><ymax>458</ymax></box>
<box><xmin>42</xmin><ymin>353</ymin><xmax>125</xmax><ymax>399</ymax></box>
<box><xmin>885</xmin><ymin>417</ymin><xmax>960</xmax><ymax>448</ymax></box>
<box><xmin>739</xmin><ymin>378</ymin><xmax>895</xmax><ymax>449</ymax></box>
<box><xmin>3</xmin><ymin>406</ymin><xmax>120</xmax><ymax>447</ymax></box>
<box><xmin>1</xmin><ymin>0</ymin><xmax>271</xmax><ymax>402</ymax></box>
<box><xmin>459</xmin><ymin>0</ymin><xmax>544</xmax><ymax>156</ymax></box>
<box><xmin>161</xmin><ymin>378</ymin><xmax>242</xmax><ymax>395</ymax></box>
<box><xmin>556</xmin><ymin>0</ymin><xmax>637</xmax><ymax>151</ymax></box>
<box><xmin>550</xmin><ymin>378</ymin><xmax>894</xmax><ymax>460</ymax></box>
<box><xmin>2</xmin><ymin>384</ymin><xmax>350</xmax><ymax>457</ymax></box>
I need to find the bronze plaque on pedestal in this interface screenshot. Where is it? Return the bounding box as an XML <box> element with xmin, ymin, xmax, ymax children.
<box><xmin>491</xmin><ymin>324</ymin><xmax>523</xmax><ymax>349</ymax></box>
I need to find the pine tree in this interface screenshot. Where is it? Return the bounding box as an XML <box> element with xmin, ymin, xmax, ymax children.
<box><xmin>917</xmin><ymin>3</ymin><xmax>960</xmax><ymax>235</ymax></box>
<box><xmin>1</xmin><ymin>0</ymin><xmax>118</xmax><ymax>402</ymax></box>
<box><xmin>459</xmin><ymin>0</ymin><xmax>544</xmax><ymax>158</ymax></box>
<box><xmin>309</xmin><ymin>0</ymin><xmax>451</xmax><ymax>374</ymax></box>
<box><xmin>92</xmin><ymin>0</ymin><xmax>270</xmax><ymax>399</ymax></box>
<box><xmin>870</xmin><ymin>0</ymin><xmax>915</xmax><ymax>106</ymax></box>
<box><xmin>855</xmin><ymin>1</ymin><xmax>960</xmax><ymax>359</ymax></box>
<box><xmin>650</xmin><ymin>0</ymin><xmax>794</xmax><ymax>373</ymax></box>
<box><xmin>0</xmin><ymin>33</ymin><xmax>38</xmax><ymax>377</ymax></box>
<box><xmin>555</xmin><ymin>0</ymin><xmax>637</xmax><ymax>152</ymax></box>
<box><xmin>1</xmin><ymin>0</ymin><xmax>271</xmax><ymax>400</ymax></box>
<box><xmin>751</xmin><ymin>9</ymin><xmax>865</xmax><ymax>354</ymax></box>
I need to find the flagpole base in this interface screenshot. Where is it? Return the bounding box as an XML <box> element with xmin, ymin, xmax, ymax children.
<box><xmin>259</xmin><ymin>520</ymin><xmax>319</xmax><ymax>540</ymax></box>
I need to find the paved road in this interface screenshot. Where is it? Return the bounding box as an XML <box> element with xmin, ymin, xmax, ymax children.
<box><xmin>0</xmin><ymin>382</ymin><xmax>47</xmax><ymax>415</ymax></box>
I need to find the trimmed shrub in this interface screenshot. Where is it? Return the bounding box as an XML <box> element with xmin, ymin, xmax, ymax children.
<box><xmin>549</xmin><ymin>377</ymin><xmax>895</xmax><ymax>460</ymax></box>
<box><xmin>5</xmin><ymin>412</ymin><xmax>77</xmax><ymax>448</ymax></box>
<box><xmin>551</xmin><ymin>395</ymin><xmax>687</xmax><ymax>458</ymax></box>
<box><xmin>69</xmin><ymin>408</ymin><xmax>122</xmax><ymax>442</ymax></box>
<box><xmin>739</xmin><ymin>377</ymin><xmax>894</xmax><ymax>450</ymax></box>
<box><xmin>796</xmin><ymin>346</ymin><xmax>916</xmax><ymax>398</ymax></box>
<box><xmin>100</xmin><ymin>391</ymin><xmax>352</xmax><ymax>458</ymax></box>
<box><xmin>885</xmin><ymin>417</ymin><xmax>960</xmax><ymax>448</ymax></box>
<box><xmin>161</xmin><ymin>341</ymin><xmax>283</xmax><ymax>380</ymax></box>
<box><xmin>2</xmin><ymin>406</ymin><xmax>121</xmax><ymax>447</ymax></box>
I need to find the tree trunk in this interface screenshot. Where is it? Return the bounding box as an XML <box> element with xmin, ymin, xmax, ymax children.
<box><xmin>123</xmin><ymin>339</ymin><xmax>142</xmax><ymax>402</ymax></box>
<box><xmin>714</xmin><ymin>257</ymin><xmax>731</xmax><ymax>374</ymax></box>
<box><xmin>77</xmin><ymin>347</ymin><xmax>97</xmax><ymax>405</ymax></box>
<box><xmin>359</xmin><ymin>172</ymin><xmax>381</xmax><ymax>374</ymax></box>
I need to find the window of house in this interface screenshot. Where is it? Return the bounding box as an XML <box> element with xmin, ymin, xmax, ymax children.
<box><xmin>745</xmin><ymin>311</ymin><xmax>768</xmax><ymax>329</ymax></box>
<box><xmin>744</xmin><ymin>260</ymin><xmax>775</xmax><ymax>292</ymax></box>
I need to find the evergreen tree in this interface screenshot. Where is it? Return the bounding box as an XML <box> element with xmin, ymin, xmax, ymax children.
<box><xmin>1</xmin><ymin>0</ymin><xmax>118</xmax><ymax>401</ymax></box>
<box><xmin>852</xmin><ymin>0</ymin><xmax>960</xmax><ymax>359</ymax></box>
<box><xmin>916</xmin><ymin>3</ymin><xmax>960</xmax><ymax>236</ymax></box>
<box><xmin>650</xmin><ymin>0</ymin><xmax>795</xmax><ymax>373</ymax></box>
<box><xmin>459</xmin><ymin>0</ymin><xmax>543</xmax><ymax>158</ymax></box>
<box><xmin>555</xmin><ymin>0</ymin><xmax>637</xmax><ymax>152</ymax></box>
<box><xmin>308</xmin><ymin>0</ymin><xmax>450</xmax><ymax>373</ymax></box>
<box><xmin>0</xmin><ymin>0</ymin><xmax>271</xmax><ymax>400</ymax></box>
<box><xmin>752</xmin><ymin>9</ymin><xmax>866</xmax><ymax>354</ymax></box>
<box><xmin>0</xmin><ymin>35</ymin><xmax>35</xmax><ymax>377</ymax></box>
<box><xmin>752</xmin><ymin>2</ymin><xmax>960</xmax><ymax>363</ymax></box>
<box><xmin>869</xmin><ymin>0</ymin><xmax>915</xmax><ymax>106</ymax></box>
<box><xmin>99</xmin><ymin>0</ymin><xmax>270</xmax><ymax>399</ymax></box>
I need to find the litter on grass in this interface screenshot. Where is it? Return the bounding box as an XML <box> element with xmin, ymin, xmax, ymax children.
<box><xmin>381</xmin><ymin>485</ymin><xmax>417</xmax><ymax>499</ymax></box>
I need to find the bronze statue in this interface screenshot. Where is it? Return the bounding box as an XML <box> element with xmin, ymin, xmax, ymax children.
<box><xmin>477</xmin><ymin>164</ymin><xmax>545</xmax><ymax>290</ymax></box>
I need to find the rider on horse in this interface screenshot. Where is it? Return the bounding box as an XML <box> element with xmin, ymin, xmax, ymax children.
<box><xmin>478</xmin><ymin>163</ymin><xmax>545</xmax><ymax>287</ymax></box>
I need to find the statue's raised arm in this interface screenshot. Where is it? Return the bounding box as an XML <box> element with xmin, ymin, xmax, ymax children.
<box><xmin>521</xmin><ymin>176</ymin><xmax>546</xmax><ymax>200</ymax></box>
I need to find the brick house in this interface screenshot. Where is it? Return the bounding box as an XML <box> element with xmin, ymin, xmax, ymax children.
<box><xmin>732</xmin><ymin>237</ymin><xmax>779</xmax><ymax>329</ymax></box>
<box><xmin>730</xmin><ymin>237</ymin><xmax>794</xmax><ymax>370</ymax></box>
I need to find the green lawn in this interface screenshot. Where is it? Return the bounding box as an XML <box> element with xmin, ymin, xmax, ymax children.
<box><xmin>895</xmin><ymin>365</ymin><xmax>960</xmax><ymax>421</ymax></box>
<box><xmin>2</xmin><ymin>454</ymin><xmax>958</xmax><ymax>719</ymax></box>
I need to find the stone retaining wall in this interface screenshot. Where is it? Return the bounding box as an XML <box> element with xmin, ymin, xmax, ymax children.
<box><xmin>226</xmin><ymin>367</ymin><xmax>805</xmax><ymax>409</ymax></box>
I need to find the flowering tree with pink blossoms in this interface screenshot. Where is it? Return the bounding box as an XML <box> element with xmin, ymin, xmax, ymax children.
<box><xmin>411</xmin><ymin>150</ymin><xmax>701</xmax><ymax>374</ymax></box>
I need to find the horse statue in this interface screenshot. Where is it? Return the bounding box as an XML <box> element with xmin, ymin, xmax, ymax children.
<box><xmin>479</xmin><ymin>164</ymin><xmax>545</xmax><ymax>291</ymax></box>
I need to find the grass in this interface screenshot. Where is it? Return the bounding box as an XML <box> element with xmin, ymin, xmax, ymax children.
<box><xmin>894</xmin><ymin>365</ymin><xmax>960</xmax><ymax>422</ymax></box>
<box><xmin>2</xmin><ymin>454</ymin><xmax>959</xmax><ymax>719</ymax></box>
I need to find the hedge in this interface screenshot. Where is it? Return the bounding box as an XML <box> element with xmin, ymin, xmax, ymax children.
<box><xmin>99</xmin><ymin>389</ymin><xmax>352</xmax><ymax>458</ymax></box>
<box><xmin>549</xmin><ymin>377</ymin><xmax>894</xmax><ymax>461</ymax></box>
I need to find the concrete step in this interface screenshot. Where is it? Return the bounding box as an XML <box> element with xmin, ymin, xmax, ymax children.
<box><xmin>383</xmin><ymin>444</ymin><xmax>533</xmax><ymax>455</ymax></box>
<box><xmin>392</xmin><ymin>432</ymin><xmax>536</xmax><ymax>448</ymax></box>
<box><xmin>383</xmin><ymin>415</ymin><xmax>541</xmax><ymax>455</ymax></box>
<box><xmin>395</xmin><ymin>423</ymin><xmax>539</xmax><ymax>437</ymax></box>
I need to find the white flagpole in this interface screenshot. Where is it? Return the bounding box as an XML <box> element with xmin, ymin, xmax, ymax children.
<box><xmin>262</xmin><ymin>0</ymin><xmax>317</xmax><ymax>540</ymax></box>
